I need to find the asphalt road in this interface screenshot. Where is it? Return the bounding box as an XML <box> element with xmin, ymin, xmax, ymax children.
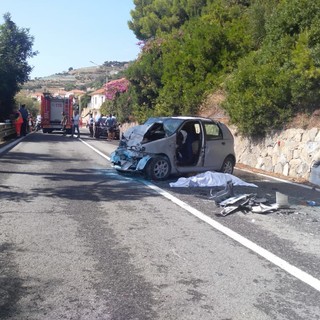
<box><xmin>0</xmin><ymin>130</ymin><xmax>319</xmax><ymax>320</ymax></box>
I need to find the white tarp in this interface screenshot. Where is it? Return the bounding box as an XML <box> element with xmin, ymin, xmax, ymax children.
<box><xmin>169</xmin><ymin>171</ymin><xmax>258</xmax><ymax>188</ymax></box>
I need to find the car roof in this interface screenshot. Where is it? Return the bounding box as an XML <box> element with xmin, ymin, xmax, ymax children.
<box><xmin>144</xmin><ymin>116</ymin><xmax>233</xmax><ymax>138</ymax></box>
<box><xmin>145</xmin><ymin>116</ymin><xmax>221</xmax><ymax>123</ymax></box>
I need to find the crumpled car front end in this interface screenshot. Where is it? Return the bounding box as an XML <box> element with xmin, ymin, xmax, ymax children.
<box><xmin>110</xmin><ymin>146</ymin><xmax>151</xmax><ymax>172</ymax></box>
<box><xmin>110</xmin><ymin>124</ymin><xmax>155</xmax><ymax>172</ymax></box>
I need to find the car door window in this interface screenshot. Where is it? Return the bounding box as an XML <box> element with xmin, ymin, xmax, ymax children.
<box><xmin>176</xmin><ymin>121</ymin><xmax>202</xmax><ymax>166</ymax></box>
<box><xmin>204</xmin><ymin>123</ymin><xmax>222</xmax><ymax>140</ymax></box>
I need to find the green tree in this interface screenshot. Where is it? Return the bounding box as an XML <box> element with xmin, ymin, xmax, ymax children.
<box><xmin>100</xmin><ymin>92</ymin><xmax>133</xmax><ymax>123</ymax></box>
<box><xmin>224</xmin><ymin>0</ymin><xmax>320</xmax><ymax>136</ymax></box>
<box><xmin>156</xmin><ymin>1</ymin><xmax>253</xmax><ymax>116</ymax></box>
<box><xmin>80</xmin><ymin>93</ymin><xmax>91</xmax><ymax>110</ymax></box>
<box><xmin>127</xmin><ymin>0</ymin><xmax>254</xmax><ymax>120</ymax></box>
<box><xmin>99</xmin><ymin>100</ymin><xmax>112</xmax><ymax>117</ymax></box>
<box><xmin>246</xmin><ymin>0</ymin><xmax>280</xmax><ymax>48</ymax></box>
<box><xmin>128</xmin><ymin>0</ymin><xmax>209</xmax><ymax>40</ymax></box>
<box><xmin>15</xmin><ymin>92</ymin><xmax>40</xmax><ymax>118</ymax></box>
<box><xmin>64</xmin><ymin>83</ymin><xmax>76</xmax><ymax>91</ymax></box>
<box><xmin>125</xmin><ymin>39</ymin><xmax>164</xmax><ymax>122</ymax></box>
<box><xmin>113</xmin><ymin>89</ymin><xmax>134</xmax><ymax>122</ymax></box>
<box><xmin>0</xmin><ymin>13</ymin><xmax>37</xmax><ymax>121</ymax></box>
<box><xmin>128</xmin><ymin>0</ymin><xmax>320</xmax><ymax>136</ymax></box>
<box><xmin>224</xmin><ymin>51</ymin><xmax>293</xmax><ymax>136</ymax></box>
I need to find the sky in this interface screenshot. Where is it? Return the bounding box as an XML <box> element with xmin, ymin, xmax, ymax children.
<box><xmin>0</xmin><ymin>0</ymin><xmax>141</xmax><ymax>79</ymax></box>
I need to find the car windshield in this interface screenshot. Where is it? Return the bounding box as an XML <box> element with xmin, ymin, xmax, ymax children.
<box><xmin>144</xmin><ymin>118</ymin><xmax>184</xmax><ymax>136</ymax></box>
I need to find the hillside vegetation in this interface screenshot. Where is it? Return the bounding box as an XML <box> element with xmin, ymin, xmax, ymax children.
<box><xmin>23</xmin><ymin>62</ymin><xmax>130</xmax><ymax>92</ymax></box>
<box><xmin>116</xmin><ymin>0</ymin><xmax>320</xmax><ymax>136</ymax></box>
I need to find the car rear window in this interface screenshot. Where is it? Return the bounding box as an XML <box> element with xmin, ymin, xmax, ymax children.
<box><xmin>204</xmin><ymin>122</ymin><xmax>222</xmax><ymax>140</ymax></box>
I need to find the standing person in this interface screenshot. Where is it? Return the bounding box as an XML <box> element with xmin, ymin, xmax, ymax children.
<box><xmin>106</xmin><ymin>113</ymin><xmax>116</xmax><ymax>141</ymax></box>
<box><xmin>88</xmin><ymin>113</ymin><xmax>94</xmax><ymax>137</ymax></box>
<box><xmin>14</xmin><ymin>110</ymin><xmax>23</xmax><ymax>137</ymax></box>
<box><xmin>28</xmin><ymin>113</ymin><xmax>34</xmax><ymax>132</ymax></box>
<box><xmin>19</xmin><ymin>104</ymin><xmax>28</xmax><ymax>136</ymax></box>
<box><xmin>35</xmin><ymin>114</ymin><xmax>42</xmax><ymax>131</ymax></box>
<box><xmin>72</xmin><ymin>110</ymin><xmax>80</xmax><ymax>138</ymax></box>
<box><xmin>61</xmin><ymin>112</ymin><xmax>68</xmax><ymax>135</ymax></box>
<box><xmin>112</xmin><ymin>113</ymin><xmax>119</xmax><ymax>139</ymax></box>
<box><xmin>94</xmin><ymin>112</ymin><xmax>101</xmax><ymax>139</ymax></box>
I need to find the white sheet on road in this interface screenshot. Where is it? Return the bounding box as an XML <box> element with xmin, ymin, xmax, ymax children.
<box><xmin>169</xmin><ymin>171</ymin><xmax>258</xmax><ymax>188</ymax></box>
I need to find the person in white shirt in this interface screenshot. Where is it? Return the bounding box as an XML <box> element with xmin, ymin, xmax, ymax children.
<box><xmin>72</xmin><ymin>110</ymin><xmax>80</xmax><ymax>138</ymax></box>
<box><xmin>88</xmin><ymin>113</ymin><xmax>94</xmax><ymax>137</ymax></box>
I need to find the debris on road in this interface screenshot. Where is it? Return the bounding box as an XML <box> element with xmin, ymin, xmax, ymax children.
<box><xmin>210</xmin><ymin>182</ymin><xmax>287</xmax><ymax>217</ymax></box>
<box><xmin>209</xmin><ymin>180</ymin><xmax>234</xmax><ymax>203</ymax></box>
<box><xmin>275</xmin><ymin>191</ymin><xmax>290</xmax><ymax>208</ymax></box>
<box><xmin>306</xmin><ymin>200</ymin><xmax>320</xmax><ymax>206</ymax></box>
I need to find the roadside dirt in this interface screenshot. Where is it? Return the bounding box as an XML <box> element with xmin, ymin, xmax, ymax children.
<box><xmin>199</xmin><ymin>90</ymin><xmax>320</xmax><ymax>130</ymax></box>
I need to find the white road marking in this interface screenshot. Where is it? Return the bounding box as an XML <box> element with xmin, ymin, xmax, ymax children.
<box><xmin>237</xmin><ymin>167</ymin><xmax>320</xmax><ymax>192</ymax></box>
<box><xmin>143</xmin><ymin>180</ymin><xmax>320</xmax><ymax>293</ymax></box>
<box><xmin>80</xmin><ymin>139</ymin><xmax>110</xmax><ymax>161</ymax></box>
<box><xmin>83</xmin><ymin>140</ymin><xmax>320</xmax><ymax>293</ymax></box>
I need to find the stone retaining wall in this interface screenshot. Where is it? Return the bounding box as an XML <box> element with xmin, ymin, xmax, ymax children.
<box><xmin>233</xmin><ymin>127</ymin><xmax>320</xmax><ymax>182</ymax></box>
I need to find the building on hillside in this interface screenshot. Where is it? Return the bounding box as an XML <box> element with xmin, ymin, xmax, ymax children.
<box><xmin>52</xmin><ymin>89</ymin><xmax>68</xmax><ymax>97</ymax></box>
<box><xmin>28</xmin><ymin>91</ymin><xmax>43</xmax><ymax>103</ymax></box>
<box><xmin>81</xmin><ymin>87</ymin><xmax>106</xmax><ymax>121</ymax></box>
<box><xmin>90</xmin><ymin>88</ymin><xmax>106</xmax><ymax>110</ymax></box>
<box><xmin>69</xmin><ymin>89</ymin><xmax>86</xmax><ymax>97</ymax></box>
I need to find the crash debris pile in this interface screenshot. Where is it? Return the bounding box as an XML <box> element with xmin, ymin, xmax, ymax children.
<box><xmin>210</xmin><ymin>181</ymin><xmax>284</xmax><ymax>217</ymax></box>
<box><xmin>169</xmin><ymin>171</ymin><xmax>291</xmax><ymax>216</ymax></box>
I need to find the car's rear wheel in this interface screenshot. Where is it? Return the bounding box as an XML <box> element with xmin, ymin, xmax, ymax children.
<box><xmin>220</xmin><ymin>156</ymin><xmax>235</xmax><ymax>174</ymax></box>
<box><xmin>146</xmin><ymin>156</ymin><xmax>171</xmax><ymax>180</ymax></box>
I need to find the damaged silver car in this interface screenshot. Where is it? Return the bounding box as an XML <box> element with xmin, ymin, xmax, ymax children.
<box><xmin>110</xmin><ymin>116</ymin><xmax>236</xmax><ymax>180</ymax></box>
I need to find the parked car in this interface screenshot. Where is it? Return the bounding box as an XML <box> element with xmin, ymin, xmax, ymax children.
<box><xmin>110</xmin><ymin>116</ymin><xmax>236</xmax><ymax>180</ymax></box>
<box><xmin>95</xmin><ymin>116</ymin><xmax>120</xmax><ymax>140</ymax></box>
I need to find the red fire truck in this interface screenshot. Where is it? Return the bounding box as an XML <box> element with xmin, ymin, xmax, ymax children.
<box><xmin>40</xmin><ymin>93</ymin><xmax>74</xmax><ymax>134</ymax></box>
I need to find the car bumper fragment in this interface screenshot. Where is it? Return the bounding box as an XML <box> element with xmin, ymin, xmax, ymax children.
<box><xmin>136</xmin><ymin>155</ymin><xmax>151</xmax><ymax>170</ymax></box>
<box><xmin>111</xmin><ymin>150</ymin><xmax>151</xmax><ymax>172</ymax></box>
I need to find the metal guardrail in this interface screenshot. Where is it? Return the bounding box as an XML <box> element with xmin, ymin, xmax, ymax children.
<box><xmin>0</xmin><ymin>122</ymin><xmax>16</xmax><ymax>140</ymax></box>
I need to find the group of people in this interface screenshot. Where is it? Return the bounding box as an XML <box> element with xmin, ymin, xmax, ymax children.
<box><xmin>14</xmin><ymin>108</ymin><xmax>118</xmax><ymax>140</ymax></box>
<box><xmin>88</xmin><ymin>112</ymin><xmax>118</xmax><ymax>141</ymax></box>
<box><xmin>12</xmin><ymin>105</ymin><xmax>87</xmax><ymax>139</ymax></box>
<box><xmin>13</xmin><ymin>104</ymin><xmax>42</xmax><ymax>137</ymax></box>
<box><xmin>14</xmin><ymin>105</ymin><xmax>117</xmax><ymax>142</ymax></box>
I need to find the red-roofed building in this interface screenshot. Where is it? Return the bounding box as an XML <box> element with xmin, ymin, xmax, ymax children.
<box><xmin>89</xmin><ymin>88</ymin><xmax>106</xmax><ymax>110</ymax></box>
<box><xmin>81</xmin><ymin>87</ymin><xmax>106</xmax><ymax>120</ymax></box>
